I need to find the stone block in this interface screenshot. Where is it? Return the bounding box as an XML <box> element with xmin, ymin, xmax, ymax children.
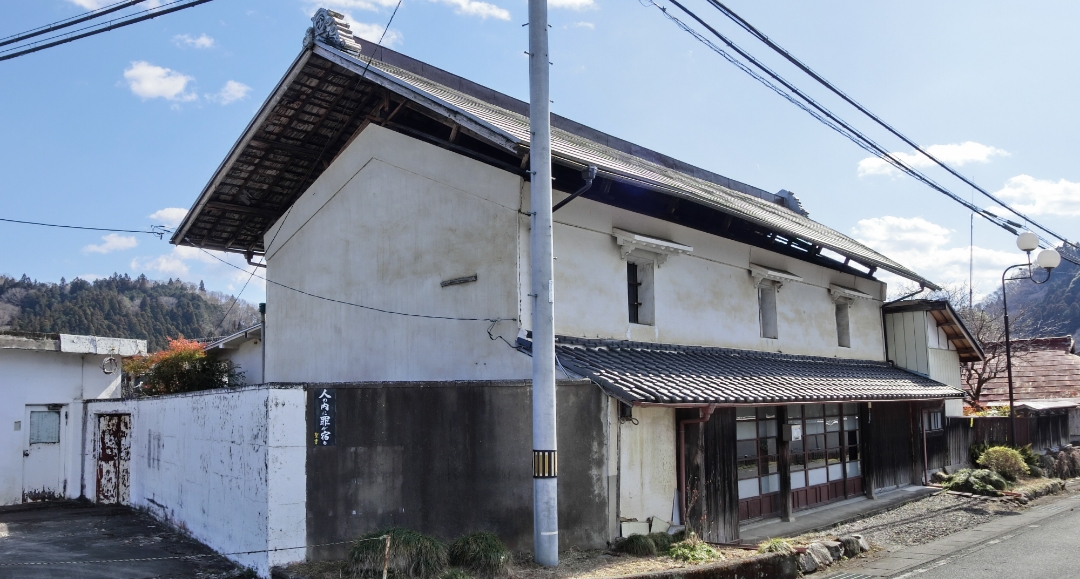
<box><xmin>839</xmin><ymin>536</ymin><xmax>861</xmax><ymax>555</ymax></box>
<box><xmin>822</xmin><ymin>540</ymin><xmax>845</xmax><ymax>560</ymax></box>
<box><xmin>797</xmin><ymin>551</ymin><xmax>818</xmax><ymax>574</ymax></box>
<box><xmin>807</xmin><ymin>542</ymin><xmax>833</xmax><ymax>567</ymax></box>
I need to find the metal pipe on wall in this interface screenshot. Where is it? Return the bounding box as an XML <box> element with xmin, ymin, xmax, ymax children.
<box><xmin>528</xmin><ymin>0</ymin><xmax>558</xmax><ymax>566</ymax></box>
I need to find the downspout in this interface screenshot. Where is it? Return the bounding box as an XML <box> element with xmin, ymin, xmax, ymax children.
<box><xmin>551</xmin><ymin>165</ymin><xmax>598</xmax><ymax>213</ymax></box>
<box><xmin>259</xmin><ymin>303</ymin><xmax>267</xmax><ymax>384</ymax></box>
<box><xmin>678</xmin><ymin>404</ymin><xmax>716</xmax><ymax>524</ymax></box>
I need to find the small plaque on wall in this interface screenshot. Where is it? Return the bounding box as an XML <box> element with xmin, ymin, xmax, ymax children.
<box><xmin>313</xmin><ymin>388</ymin><xmax>336</xmax><ymax>446</ymax></box>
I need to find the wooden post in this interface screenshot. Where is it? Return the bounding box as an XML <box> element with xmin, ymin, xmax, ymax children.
<box><xmin>777</xmin><ymin>405</ymin><xmax>793</xmax><ymax>522</ymax></box>
<box><xmin>382</xmin><ymin>534</ymin><xmax>391</xmax><ymax>579</ymax></box>
<box><xmin>860</xmin><ymin>402</ymin><xmax>876</xmax><ymax>500</ymax></box>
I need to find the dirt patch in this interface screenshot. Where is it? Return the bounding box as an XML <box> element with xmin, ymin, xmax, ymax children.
<box><xmin>281</xmin><ymin>546</ymin><xmax>759</xmax><ymax>579</ymax></box>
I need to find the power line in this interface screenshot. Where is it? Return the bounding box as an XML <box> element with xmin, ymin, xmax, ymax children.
<box><xmin>0</xmin><ymin>0</ymin><xmax>215</xmax><ymax>62</ymax></box>
<box><xmin>0</xmin><ymin>217</ymin><xmax>172</xmax><ymax>238</ymax></box>
<box><xmin>0</xmin><ymin>0</ymin><xmax>149</xmax><ymax>48</ymax></box>
<box><xmin>651</xmin><ymin>0</ymin><xmax>1080</xmax><ymax>268</ymax></box>
<box><xmin>701</xmin><ymin>0</ymin><xmax>1079</xmax><ymax>257</ymax></box>
<box><xmin>199</xmin><ymin>248</ymin><xmax>512</xmax><ymax>323</ymax></box>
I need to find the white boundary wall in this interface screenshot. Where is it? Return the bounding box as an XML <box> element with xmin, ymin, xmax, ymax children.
<box><xmin>83</xmin><ymin>386</ymin><xmax>306</xmax><ymax>577</ymax></box>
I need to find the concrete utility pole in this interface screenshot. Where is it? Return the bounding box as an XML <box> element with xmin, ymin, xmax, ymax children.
<box><xmin>528</xmin><ymin>0</ymin><xmax>558</xmax><ymax>567</ymax></box>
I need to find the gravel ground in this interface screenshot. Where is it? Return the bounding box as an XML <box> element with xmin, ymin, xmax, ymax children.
<box><xmin>510</xmin><ymin>546</ymin><xmax>756</xmax><ymax>579</ymax></box>
<box><xmin>794</xmin><ymin>491</ymin><xmax>1029</xmax><ymax>551</ymax></box>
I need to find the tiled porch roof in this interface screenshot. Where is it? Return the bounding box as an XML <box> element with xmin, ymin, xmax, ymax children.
<box><xmin>553</xmin><ymin>336</ymin><xmax>962</xmax><ymax>405</ymax></box>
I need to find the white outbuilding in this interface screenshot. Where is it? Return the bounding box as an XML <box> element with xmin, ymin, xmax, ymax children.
<box><xmin>0</xmin><ymin>331</ymin><xmax>145</xmax><ymax>505</ymax></box>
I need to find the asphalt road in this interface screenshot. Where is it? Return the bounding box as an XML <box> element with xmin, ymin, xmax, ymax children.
<box><xmin>0</xmin><ymin>501</ymin><xmax>245</xmax><ymax>579</ymax></box>
<box><xmin>902</xmin><ymin>501</ymin><xmax>1080</xmax><ymax>579</ymax></box>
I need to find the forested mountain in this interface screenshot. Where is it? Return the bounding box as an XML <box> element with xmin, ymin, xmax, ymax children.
<box><xmin>0</xmin><ymin>273</ymin><xmax>259</xmax><ymax>352</ymax></box>
<box><xmin>996</xmin><ymin>259</ymin><xmax>1080</xmax><ymax>341</ymax></box>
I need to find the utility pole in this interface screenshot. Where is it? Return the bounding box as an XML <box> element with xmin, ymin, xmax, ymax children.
<box><xmin>528</xmin><ymin>0</ymin><xmax>558</xmax><ymax>567</ymax></box>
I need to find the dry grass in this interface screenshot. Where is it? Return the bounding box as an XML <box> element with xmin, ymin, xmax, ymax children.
<box><xmin>509</xmin><ymin>547</ymin><xmax>755</xmax><ymax>579</ymax></box>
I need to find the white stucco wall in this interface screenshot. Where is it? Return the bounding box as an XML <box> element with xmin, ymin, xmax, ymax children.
<box><xmin>0</xmin><ymin>348</ymin><xmax>126</xmax><ymax>505</ymax></box>
<box><xmin>82</xmin><ymin>386</ymin><xmax>306</xmax><ymax>577</ymax></box>
<box><xmin>262</xmin><ymin>124</ymin><xmax>529</xmax><ymax>383</ymax></box>
<box><xmin>528</xmin><ymin>188</ymin><xmax>888</xmax><ymax>360</ymax></box>
<box><xmin>618</xmin><ymin>406</ymin><xmax>677</xmax><ymax>525</ymax></box>
<box><xmin>210</xmin><ymin>337</ymin><xmax>264</xmax><ymax>385</ymax></box>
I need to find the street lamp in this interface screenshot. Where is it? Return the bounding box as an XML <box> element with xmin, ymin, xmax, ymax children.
<box><xmin>1001</xmin><ymin>232</ymin><xmax>1061</xmax><ymax>446</ymax></box>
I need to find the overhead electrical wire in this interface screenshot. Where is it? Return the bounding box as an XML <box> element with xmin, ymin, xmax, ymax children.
<box><xmin>0</xmin><ymin>0</ymin><xmax>150</xmax><ymax>48</ymax></box>
<box><xmin>0</xmin><ymin>0</ymin><xmax>215</xmax><ymax>62</ymax></box>
<box><xmin>650</xmin><ymin>0</ymin><xmax>1080</xmax><ymax>267</ymax></box>
<box><xmin>0</xmin><ymin>217</ymin><xmax>172</xmax><ymax>238</ymax></box>
<box><xmin>701</xmin><ymin>0</ymin><xmax>1078</xmax><ymax>258</ymax></box>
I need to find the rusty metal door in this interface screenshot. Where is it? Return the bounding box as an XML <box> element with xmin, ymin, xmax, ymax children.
<box><xmin>96</xmin><ymin>414</ymin><xmax>131</xmax><ymax>504</ymax></box>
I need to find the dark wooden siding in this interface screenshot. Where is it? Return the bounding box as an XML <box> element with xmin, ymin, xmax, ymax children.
<box><xmin>865</xmin><ymin>402</ymin><xmax>915</xmax><ymax>491</ymax></box>
<box><xmin>684</xmin><ymin>407</ymin><xmax>739</xmax><ymax>543</ymax></box>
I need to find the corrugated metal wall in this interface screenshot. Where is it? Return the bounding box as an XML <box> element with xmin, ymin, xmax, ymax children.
<box><xmin>884</xmin><ymin>311</ymin><xmax>929</xmax><ymax>375</ymax></box>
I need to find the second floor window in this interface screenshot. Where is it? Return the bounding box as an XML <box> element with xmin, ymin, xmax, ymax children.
<box><xmin>627</xmin><ymin>261</ymin><xmax>655</xmax><ymax>325</ymax></box>
<box><xmin>835</xmin><ymin>302</ymin><xmax>851</xmax><ymax>348</ymax></box>
<box><xmin>758</xmin><ymin>284</ymin><xmax>778</xmax><ymax>339</ymax></box>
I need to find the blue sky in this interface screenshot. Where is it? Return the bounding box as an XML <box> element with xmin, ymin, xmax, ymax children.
<box><xmin>1</xmin><ymin>0</ymin><xmax>1078</xmax><ymax>305</ymax></box>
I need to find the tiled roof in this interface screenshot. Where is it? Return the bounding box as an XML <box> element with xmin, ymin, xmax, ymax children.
<box><xmin>979</xmin><ymin>337</ymin><xmax>1080</xmax><ymax>403</ymax></box>
<box><xmin>360</xmin><ymin>55</ymin><xmax>936</xmax><ymax>288</ymax></box>
<box><xmin>553</xmin><ymin>336</ymin><xmax>962</xmax><ymax>404</ymax></box>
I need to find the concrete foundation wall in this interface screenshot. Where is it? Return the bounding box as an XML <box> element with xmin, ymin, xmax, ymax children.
<box><xmin>304</xmin><ymin>380</ymin><xmax>610</xmax><ymax>556</ymax></box>
<box><xmin>83</xmin><ymin>386</ymin><xmax>306</xmax><ymax>577</ymax></box>
<box><xmin>0</xmin><ymin>349</ymin><xmax>123</xmax><ymax>505</ymax></box>
<box><xmin>618</xmin><ymin>406</ymin><xmax>677</xmax><ymax>526</ymax></box>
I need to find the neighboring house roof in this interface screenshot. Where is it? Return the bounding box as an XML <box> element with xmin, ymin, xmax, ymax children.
<box><xmin>0</xmin><ymin>330</ymin><xmax>146</xmax><ymax>356</ymax></box>
<box><xmin>204</xmin><ymin>324</ymin><xmax>262</xmax><ymax>353</ymax></box>
<box><xmin>550</xmin><ymin>336</ymin><xmax>962</xmax><ymax>405</ymax></box>
<box><xmin>979</xmin><ymin>336</ymin><xmax>1080</xmax><ymax>403</ymax></box>
<box><xmin>171</xmin><ymin>10</ymin><xmax>937</xmax><ymax>289</ymax></box>
<box><xmin>883</xmin><ymin>299</ymin><xmax>985</xmax><ymax>362</ymax></box>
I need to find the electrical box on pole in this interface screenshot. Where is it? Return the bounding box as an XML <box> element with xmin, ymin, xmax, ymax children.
<box><xmin>528</xmin><ymin>0</ymin><xmax>558</xmax><ymax>568</ymax></box>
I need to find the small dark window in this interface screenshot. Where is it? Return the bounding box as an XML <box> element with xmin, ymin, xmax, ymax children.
<box><xmin>835</xmin><ymin>302</ymin><xmax>851</xmax><ymax>348</ymax></box>
<box><xmin>627</xmin><ymin>263</ymin><xmax>641</xmax><ymax>324</ymax></box>
<box><xmin>923</xmin><ymin>409</ymin><xmax>943</xmax><ymax>432</ymax></box>
<box><xmin>758</xmin><ymin>284</ymin><xmax>778</xmax><ymax>339</ymax></box>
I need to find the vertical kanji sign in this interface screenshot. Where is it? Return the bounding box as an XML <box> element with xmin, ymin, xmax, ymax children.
<box><xmin>313</xmin><ymin>388</ymin><xmax>336</xmax><ymax>446</ymax></box>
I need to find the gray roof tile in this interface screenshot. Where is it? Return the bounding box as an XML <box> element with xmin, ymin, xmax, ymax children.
<box><xmin>553</xmin><ymin>336</ymin><xmax>962</xmax><ymax>404</ymax></box>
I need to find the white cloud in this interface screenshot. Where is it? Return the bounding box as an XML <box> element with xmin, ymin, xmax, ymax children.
<box><xmin>173</xmin><ymin>33</ymin><xmax>215</xmax><ymax>49</ymax></box>
<box><xmin>993</xmin><ymin>174</ymin><xmax>1080</xmax><ymax>217</ymax></box>
<box><xmin>131</xmin><ymin>254</ymin><xmax>189</xmax><ymax>277</ymax></box>
<box><xmin>349</xmin><ymin>22</ymin><xmax>403</xmax><ymax>46</ymax></box>
<box><xmin>123</xmin><ymin>61</ymin><xmax>197</xmax><ymax>102</ymax></box>
<box><xmin>206</xmin><ymin>80</ymin><xmax>251</xmax><ymax>105</ymax></box>
<box><xmin>431</xmin><ymin>0</ymin><xmax>511</xmax><ymax>20</ymax></box>
<box><xmin>852</xmin><ymin>215</ymin><xmax>1020</xmax><ymax>295</ymax></box>
<box><xmin>857</xmin><ymin>141</ymin><xmax>1009</xmax><ymax>177</ymax></box>
<box><xmin>83</xmin><ymin>234</ymin><xmax>138</xmax><ymax>254</ymax></box>
<box><xmin>550</xmin><ymin>0</ymin><xmax>595</xmax><ymax>9</ymax></box>
<box><xmin>566</xmin><ymin>21</ymin><xmax>595</xmax><ymax>29</ymax></box>
<box><xmin>149</xmin><ymin>207</ymin><xmax>188</xmax><ymax>228</ymax></box>
<box><xmin>304</xmin><ymin>0</ymin><xmax>399</xmax><ymax>13</ymax></box>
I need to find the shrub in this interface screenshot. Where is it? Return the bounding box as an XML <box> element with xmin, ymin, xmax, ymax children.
<box><xmin>756</xmin><ymin>538</ymin><xmax>794</xmax><ymax>555</ymax></box>
<box><xmin>441</xmin><ymin>570</ymin><xmax>472</xmax><ymax>579</ymax></box>
<box><xmin>668</xmin><ymin>536</ymin><xmax>721</xmax><ymax>563</ymax></box>
<box><xmin>977</xmin><ymin>446</ymin><xmax>1030</xmax><ymax>481</ymax></box>
<box><xmin>942</xmin><ymin>469</ymin><xmax>1010</xmax><ymax>496</ymax></box>
<box><xmin>614</xmin><ymin>534</ymin><xmax>657</xmax><ymax>557</ymax></box>
<box><xmin>349</xmin><ymin>528</ymin><xmax>447</xmax><ymax>579</ymax></box>
<box><xmin>969</xmin><ymin>442</ymin><xmax>990</xmax><ymax>467</ymax></box>
<box><xmin>447</xmin><ymin>533</ymin><xmax>510</xmax><ymax>578</ymax></box>
<box><xmin>124</xmin><ymin>337</ymin><xmax>244</xmax><ymax>396</ymax></box>
<box><xmin>647</xmin><ymin>532</ymin><xmax>673</xmax><ymax>552</ymax></box>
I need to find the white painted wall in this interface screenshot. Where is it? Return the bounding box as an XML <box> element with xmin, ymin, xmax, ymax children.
<box><xmin>0</xmin><ymin>348</ymin><xmax>128</xmax><ymax>505</ymax></box>
<box><xmin>82</xmin><ymin>386</ymin><xmax>306</xmax><ymax>577</ymax></box>
<box><xmin>618</xmin><ymin>406</ymin><xmax>677</xmax><ymax>526</ymax></box>
<box><xmin>210</xmin><ymin>337</ymin><xmax>264</xmax><ymax>385</ymax></box>
<box><xmin>263</xmin><ymin>125</ymin><xmax>529</xmax><ymax>383</ymax></box>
